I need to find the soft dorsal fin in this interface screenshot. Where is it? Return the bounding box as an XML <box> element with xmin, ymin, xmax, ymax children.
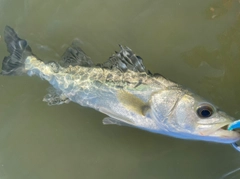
<box><xmin>60</xmin><ymin>39</ymin><xmax>93</xmax><ymax>68</ymax></box>
<box><xmin>100</xmin><ymin>45</ymin><xmax>146</xmax><ymax>72</ymax></box>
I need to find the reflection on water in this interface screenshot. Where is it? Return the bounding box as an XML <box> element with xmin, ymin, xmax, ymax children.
<box><xmin>220</xmin><ymin>167</ymin><xmax>240</xmax><ymax>179</ymax></box>
<box><xmin>206</xmin><ymin>0</ymin><xmax>235</xmax><ymax>19</ymax></box>
<box><xmin>1</xmin><ymin>0</ymin><xmax>240</xmax><ymax>179</ymax></box>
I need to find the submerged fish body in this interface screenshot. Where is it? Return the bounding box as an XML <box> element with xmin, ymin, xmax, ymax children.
<box><xmin>1</xmin><ymin>26</ymin><xmax>240</xmax><ymax>144</ymax></box>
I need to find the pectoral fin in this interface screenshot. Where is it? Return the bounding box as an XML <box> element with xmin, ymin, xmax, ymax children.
<box><xmin>117</xmin><ymin>90</ymin><xmax>150</xmax><ymax>116</ymax></box>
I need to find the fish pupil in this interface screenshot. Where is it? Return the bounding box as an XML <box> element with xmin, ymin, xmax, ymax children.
<box><xmin>197</xmin><ymin>105</ymin><xmax>213</xmax><ymax>118</ymax></box>
<box><xmin>201</xmin><ymin>109</ymin><xmax>211</xmax><ymax>117</ymax></box>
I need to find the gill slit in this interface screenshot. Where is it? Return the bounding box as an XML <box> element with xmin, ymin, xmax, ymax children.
<box><xmin>165</xmin><ymin>93</ymin><xmax>185</xmax><ymax>120</ymax></box>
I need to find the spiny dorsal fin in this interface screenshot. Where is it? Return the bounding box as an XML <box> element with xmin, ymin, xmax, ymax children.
<box><xmin>60</xmin><ymin>39</ymin><xmax>93</xmax><ymax>68</ymax></box>
<box><xmin>100</xmin><ymin>45</ymin><xmax>146</xmax><ymax>73</ymax></box>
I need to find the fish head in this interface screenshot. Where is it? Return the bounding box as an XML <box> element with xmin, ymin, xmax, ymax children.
<box><xmin>150</xmin><ymin>88</ymin><xmax>240</xmax><ymax>143</ymax></box>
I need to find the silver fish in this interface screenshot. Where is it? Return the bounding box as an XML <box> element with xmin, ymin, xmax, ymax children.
<box><xmin>1</xmin><ymin>26</ymin><xmax>240</xmax><ymax>145</ymax></box>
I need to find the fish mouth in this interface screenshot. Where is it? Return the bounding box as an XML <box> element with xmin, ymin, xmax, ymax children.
<box><xmin>209</xmin><ymin>123</ymin><xmax>240</xmax><ymax>143</ymax></box>
<box><xmin>198</xmin><ymin>122</ymin><xmax>240</xmax><ymax>143</ymax></box>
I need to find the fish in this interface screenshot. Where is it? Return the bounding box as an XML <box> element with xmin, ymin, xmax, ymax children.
<box><xmin>1</xmin><ymin>26</ymin><xmax>240</xmax><ymax>145</ymax></box>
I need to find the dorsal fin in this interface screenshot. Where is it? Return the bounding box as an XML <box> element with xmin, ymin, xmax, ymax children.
<box><xmin>60</xmin><ymin>39</ymin><xmax>93</xmax><ymax>68</ymax></box>
<box><xmin>100</xmin><ymin>45</ymin><xmax>146</xmax><ymax>73</ymax></box>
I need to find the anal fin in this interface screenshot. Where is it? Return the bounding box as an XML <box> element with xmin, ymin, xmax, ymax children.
<box><xmin>43</xmin><ymin>87</ymin><xmax>70</xmax><ymax>106</ymax></box>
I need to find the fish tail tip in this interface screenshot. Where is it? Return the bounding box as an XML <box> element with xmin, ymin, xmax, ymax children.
<box><xmin>1</xmin><ymin>26</ymin><xmax>33</xmax><ymax>75</ymax></box>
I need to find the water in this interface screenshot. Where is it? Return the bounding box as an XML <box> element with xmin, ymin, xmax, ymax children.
<box><xmin>0</xmin><ymin>0</ymin><xmax>240</xmax><ymax>178</ymax></box>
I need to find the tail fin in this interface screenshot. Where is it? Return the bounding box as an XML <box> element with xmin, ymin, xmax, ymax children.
<box><xmin>1</xmin><ymin>26</ymin><xmax>33</xmax><ymax>75</ymax></box>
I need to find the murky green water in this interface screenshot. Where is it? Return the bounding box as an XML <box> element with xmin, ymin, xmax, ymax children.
<box><xmin>0</xmin><ymin>0</ymin><xmax>240</xmax><ymax>178</ymax></box>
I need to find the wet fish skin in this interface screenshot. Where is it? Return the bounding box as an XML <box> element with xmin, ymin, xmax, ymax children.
<box><xmin>1</xmin><ymin>26</ymin><xmax>240</xmax><ymax>144</ymax></box>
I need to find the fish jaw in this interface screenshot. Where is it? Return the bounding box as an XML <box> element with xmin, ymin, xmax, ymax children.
<box><xmin>208</xmin><ymin>128</ymin><xmax>240</xmax><ymax>143</ymax></box>
<box><xmin>142</xmin><ymin>121</ymin><xmax>240</xmax><ymax>144</ymax></box>
<box><xmin>192</xmin><ymin>121</ymin><xmax>240</xmax><ymax>143</ymax></box>
<box><xmin>193</xmin><ymin>111</ymin><xmax>240</xmax><ymax>143</ymax></box>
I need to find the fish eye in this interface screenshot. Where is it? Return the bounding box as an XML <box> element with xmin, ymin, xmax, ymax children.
<box><xmin>197</xmin><ymin>105</ymin><xmax>214</xmax><ymax>118</ymax></box>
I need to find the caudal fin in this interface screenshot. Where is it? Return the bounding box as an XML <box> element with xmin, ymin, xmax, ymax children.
<box><xmin>1</xmin><ymin>26</ymin><xmax>33</xmax><ymax>75</ymax></box>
